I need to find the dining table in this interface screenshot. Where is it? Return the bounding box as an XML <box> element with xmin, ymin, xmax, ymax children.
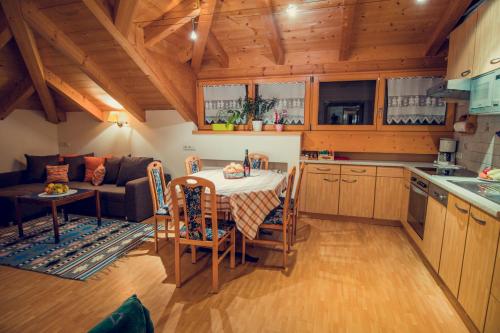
<box><xmin>165</xmin><ymin>169</ymin><xmax>287</xmax><ymax>240</ymax></box>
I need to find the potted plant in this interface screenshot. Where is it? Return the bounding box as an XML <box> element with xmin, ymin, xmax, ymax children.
<box><xmin>243</xmin><ymin>95</ymin><xmax>277</xmax><ymax>132</ymax></box>
<box><xmin>211</xmin><ymin>109</ymin><xmax>244</xmax><ymax>131</ymax></box>
<box><xmin>273</xmin><ymin>110</ymin><xmax>288</xmax><ymax>131</ymax></box>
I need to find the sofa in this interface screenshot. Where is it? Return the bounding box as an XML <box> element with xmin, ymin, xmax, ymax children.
<box><xmin>0</xmin><ymin>155</ymin><xmax>171</xmax><ymax>226</ymax></box>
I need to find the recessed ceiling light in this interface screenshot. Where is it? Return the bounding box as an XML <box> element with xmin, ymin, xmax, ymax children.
<box><xmin>416</xmin><ymin>0</ymin><xmax>427</xmax><ymax>4</ymax></box>
<box><xmin>286</xmin><ymin>4</ymin><xmax>297</xmax><ymax>17</ymax></box>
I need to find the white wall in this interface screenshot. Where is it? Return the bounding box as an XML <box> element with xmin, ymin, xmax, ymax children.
<box><xmin>57</xmin><ymin>111</ymin><xmax>301</xmax><ymax>178</ymax></box>
<box><xmin>0</xmin><ymin>109</ymin><xmax>59</xmax><ymax>172</ymax></box>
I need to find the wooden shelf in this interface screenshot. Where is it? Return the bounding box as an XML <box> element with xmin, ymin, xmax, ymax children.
<box><xmin>192</xmin><ymin>130</ymin><xmax>303</xmax><ymax>136</ymax></box>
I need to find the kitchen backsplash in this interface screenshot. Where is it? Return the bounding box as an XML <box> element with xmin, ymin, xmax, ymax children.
<box><xmin>455</xmin><ymin>111</ymin><xmax>500</xmax><ymax>173</ymax></box>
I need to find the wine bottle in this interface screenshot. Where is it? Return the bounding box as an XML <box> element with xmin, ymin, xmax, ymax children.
<box><xmin>243</xmin><ymin>149</ymin><xmax>251</xmax><ymax>177</ymax></box>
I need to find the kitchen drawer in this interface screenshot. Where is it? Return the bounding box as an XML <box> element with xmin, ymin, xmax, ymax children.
<box><xmin>341</xmin><ymin>165</ymin><xmax>376</xmax><ymax>176</ymax></box>
<box><xmin>376</xmin><ymin>167</ymin><xmax>404</xmax><ymax>178</ymax></box>
<box><xmin>306</xmin><ymin>164</ymin><xmax>340</xmax><ymax>175</ymax></box>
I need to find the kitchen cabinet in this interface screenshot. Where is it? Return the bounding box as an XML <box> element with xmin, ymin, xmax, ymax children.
<box><xmin>473</xmin><ymin>0</ymin><xmax>500</xmax><ymax>76</ymax></box>
<box><xmin>422</xmin><ymin>196</ymin><xmax>447</xmax><ymax>271</ymax></box>
<box><xmin>304</xmin><ymin>173</ymin><xmax>340</xmax><ymax>215</ymax></box>
<box><xmin>485</xmin><ymin>295</ymin><xmax>500</xmax><ymax>333</ymax></box>
<box><xmin>439</xmin><ymin>195</ymin><xmax>470</xmax><ymax>296</ymax></box>
<box><xmin>373</xmin><ymin>176</ymin><xmax>403</xmax><ymax>220</ymax></box>
<box><xmin>458</xmin><ymin>207</ymin><xmax>500</xmax><ymax>331</ymax></box>
<box><xmin>339</xmin><ymin>175</ymin><xmax>375</xmax><ymax>218</ymax></box>
<box><xmin>447</xmin><ymin>11</ymin><xmax>477</xmax><ymax>79</ymax></box>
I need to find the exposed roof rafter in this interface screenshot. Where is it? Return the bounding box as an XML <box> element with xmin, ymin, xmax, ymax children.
<box><xmin>260</xmin><ymin>0</ymin><xmax>284</xmax><ymax>65</ymax></box>
<box><xmin>191</xmin><ymin>0</ymin><xmax>218</xmax><ymax>73</ymax></box>
<box><xmin>114</xmin><ymin>0</ymin><xmax>140</xmax><ymax>40</ymax></box>
<box><xmin>338</xmin><ymin>0</ymin><xmax>357</xmax><ymax>61</ymax></box>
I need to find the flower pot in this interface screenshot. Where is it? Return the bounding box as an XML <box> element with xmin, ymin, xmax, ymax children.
<box><xmin>211</xmin><ymin>123</ymin><xmax>235</xmax><ymax>131</ymax></box>
<box><xmin>275</xmin><ymin>124</ymin><xmax>284</xmax><ymax>132</ymax></box>
<box><xmin>252</xmin><ymin>120</ymin><xmax>263</xmax><ymax>132</ymax></box>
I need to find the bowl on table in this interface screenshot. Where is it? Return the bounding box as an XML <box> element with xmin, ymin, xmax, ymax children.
<box><xmin>223</xmin><ymin>163</ymin><xmax>245</xmax><ymax>179</ymax></box>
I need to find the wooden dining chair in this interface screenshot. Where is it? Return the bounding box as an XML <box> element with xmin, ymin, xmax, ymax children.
<box><xmin>242</xmin><ymin>166</ymin><xmax>296</xmax><ymax>268</ymax></box>
<box><xmin>147</xmin><ymin>161</ymin><xmax>173</xmax><ymax>253</ymax></box>
<box><xmin>290</xmin><ymin>162</ymin><xmax>305</xmax><ymax>244</ymax></box>
<box><xmin>248</xmin><ymin>153</ymin><xmax>269</xmax><ymax>170</ymax></box>
<box><xmin>185</xmin><ymin>155</ymin><xmax>202</xmax><ymax>175</ymax></box>
<box><xmin>169</xmin><ymin>176</ymin><xmax>236</xmax><ymax>293</ymax></box>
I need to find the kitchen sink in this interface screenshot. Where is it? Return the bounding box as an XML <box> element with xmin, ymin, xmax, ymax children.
<box><xmin>448</xmin><ymin>180</ymin><xmax>500</xmax><ymax>205</ymax></box>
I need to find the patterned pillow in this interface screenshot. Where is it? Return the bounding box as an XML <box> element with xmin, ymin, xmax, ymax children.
<box><xmin>46</xmin><ymin>164</ymin><xmax>69</xmax><ymax>183</ymax></box>
<box><xmin>84</xmin><ymin>156</ymin><xmax>106</xmax><ymax>182</ymax></box>
<box><xmin>92</xmin><ymin>164</ymin><xmax>106</xmax><ymax>186</ymax></box>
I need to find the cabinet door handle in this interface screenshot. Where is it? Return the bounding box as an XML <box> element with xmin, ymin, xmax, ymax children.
<box><xmin>471</xmin><ymin>213</ymin><xmax>486</xmax><ymax>226</ymax></box>
<box><xmin>461</xmin><ymin>70</ymin><xmax>471</xmax><ymax>77</ymax></box>
<box><xmin>455</xmin><ymin>203</ymin><xmax>468</xmax><ymax>214</ymax></box>
<box><xmin>350</xmin><ymin>169</ymin><xmax>366</xmax><ymax>173</ymax></box>
<box><xmin>490</xmin><ymin>58</ymin><xmax>500</xmax><ymax>64</ymax></box>
<box><xmin>341</xmin><ymin>179</ymin><xmax>357</xmax><ymax>183</ymax></box>
<box><xmin>315</xmin><ymin>168</ymin><xmax>331</xmax><ymax>172</ymax></box>
<box><xmin>323</xmin><ymin>178</ymin><xmax>338</xmax><ymax>183</ymax></box>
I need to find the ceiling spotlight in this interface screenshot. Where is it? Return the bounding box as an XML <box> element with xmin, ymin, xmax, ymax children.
<box><xmin>286</xmin><ymin>4</ymin><xmax>297</xmax><ymax>17</ymax></box>
<box><xmin>415</xmin><ymin>0</ymin><xmax>427</xmax><ymax>4</ymax></box>
<box><xmin>190</xmin><ymin>17</ymin><xmax>198</xmax><ymax>41</ymax></box>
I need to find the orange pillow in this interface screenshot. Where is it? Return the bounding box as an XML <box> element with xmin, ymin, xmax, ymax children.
<box><xmin>92</xmin><ymin>164</ymin><xmax>106</xmax><ymax>186</ymax></box>
<box><xmin>84</xmin><ymin>156</ymin><xmax>105</xmax><ymax>182</ymax></box>
<box><xmin>46</xmin><ymin>164</ymin><xmax>69</xmax><ymax>183</ymax></box>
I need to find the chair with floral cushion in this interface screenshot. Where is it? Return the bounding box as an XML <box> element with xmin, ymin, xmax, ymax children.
<box><xmin>279</xmin><ymin>162</ymin><xmax>305</xmax><ymax>245</ymax></box>
<box><xmin>184</xmin><ymin>156</ymin><xmax>202</xmax><ymax>175</ymax></box>
<box><xmin>147</xmin><ymin>161</ymin><xmax>174</xmax><ymax>253</ymax></box>
<box><xmin>169</xmin><ymin>176</ymin><xmax>236</xmax><ymax>292</ymax></box>
<box><xmin>248</xmin><ymin>153</ymin><xmax>269</xmax><ymax>170</ymax></box>
<box><xmin>242</xmin><ymin>166</ymin><xmax>296</xmax><ymax>268</ymax></box>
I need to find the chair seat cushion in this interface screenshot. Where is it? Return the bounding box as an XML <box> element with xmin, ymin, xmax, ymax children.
<box><xmin>279</xmin><ymin>197</ymin><xmax>294</xmax><ymax>210</ymax></box>
<box><xmin>155</xmin><ymin>205</ymin><xmax>170</xmax><ymax>216</ymax></box>
<box><xmin>263</xmin><ymin>208</ymin><xmax>284</xmax><ymax>225</ymax></box>
<box><xmin>179</xmin><ymin>222</ymin><xmax>232</xmax><ymax>240</ymax></box>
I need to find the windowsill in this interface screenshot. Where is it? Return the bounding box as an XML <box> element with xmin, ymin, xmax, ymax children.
<box><xmin>192</xmin><ymin>130</ymin><xmax>303</xmax><ymax>136</ymax></box>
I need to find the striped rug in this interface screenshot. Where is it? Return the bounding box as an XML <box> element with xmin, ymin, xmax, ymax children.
<box><xmin>0</xmin><ymin>215</ymin><xmax>157</xmax><ymax>281</ymax></box>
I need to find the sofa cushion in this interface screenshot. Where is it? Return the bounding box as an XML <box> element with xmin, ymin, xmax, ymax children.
<box><xmin>116</xmin><ymin>157</ymin><xmax>153</xmax><ymax>186</ymax></box>
<box><xmin>25</xmin><ymin>154</ymin><xmax>60</xmax><ymax>183</ymax></box>
<box><xmin>104</xmin><ymin>157</ymin><xmax>122</xmax><ymax>184</ymax></box>
<box><xmin>64</xmin><ymin>153</ymin><xmax>93</xmax><ymax>181</ymax></box>
<box><xmin>84</xmin><ymin>156</ymin><xmax>106</xmax><ymax>182</ymax></box>
<box><xmin>46</xmin><ymin>164</ymin><xmax>69</xmax><ymax>183</ymax></box>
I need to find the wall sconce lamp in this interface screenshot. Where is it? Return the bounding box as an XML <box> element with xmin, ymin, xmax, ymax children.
<box><xmin>107</xmin><ymin>111</ymin><xmax>129</xmax><ymax>127</ymax></box>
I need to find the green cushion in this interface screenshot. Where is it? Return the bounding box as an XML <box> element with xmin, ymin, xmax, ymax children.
<box><xmin>88</xmin><ymin>295</ymin><xmax>154</xmax><ymax>333</ymax></box>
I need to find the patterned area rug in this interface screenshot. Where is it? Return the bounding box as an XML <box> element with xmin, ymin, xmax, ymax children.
<box><xmin>0</xmin><ymin>215</ymin><xmax>156</xmax><ymax>281</ymax></box>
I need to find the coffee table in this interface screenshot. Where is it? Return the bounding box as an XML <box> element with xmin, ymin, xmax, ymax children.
<box><xmin>15</xmin><ymin>189</ymin><xmax>101</xmax><ymax>243</ymax></box>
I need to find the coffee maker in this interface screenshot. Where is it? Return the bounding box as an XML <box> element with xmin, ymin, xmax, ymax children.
<box><xmin>436</xmin><ymin>138</ymin><xmax>458</xmax><ymax>166</ymax></box>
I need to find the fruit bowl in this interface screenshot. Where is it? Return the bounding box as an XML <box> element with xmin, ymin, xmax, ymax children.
<box><xmin>223</xmin><ymin>162</ymin><xmax>245</xmax><ymax>179</ymax></box>
<box><xmin>44</xmin><ymin>183</ymin><xmax>69</xmax><ymax>195</ymax></box>
<box><xmin>478</xmin><ymin>167</ymin><xmax>500</xmax><ymax>182</ymax></box>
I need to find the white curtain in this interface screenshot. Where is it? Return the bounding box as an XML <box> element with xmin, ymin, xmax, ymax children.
<box><xmin>386</xmin><ymin>77</ymin><xmax>446</xmax><ymax>125</ymax></box>
<box><xmin>203</xmin><ymin>84</ymin><xmax>247</xmax><ymax>124</ymax></box>
<box><xmin>258</xmin><ymin>82</ymin><xmax>305</xmax><ymax>125</ymax></box>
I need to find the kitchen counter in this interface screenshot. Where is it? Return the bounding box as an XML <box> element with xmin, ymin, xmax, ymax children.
<box><xmin>301</xmin><ymin>159</ymin><xmax>500</xmax><ymax>218</ymax></box>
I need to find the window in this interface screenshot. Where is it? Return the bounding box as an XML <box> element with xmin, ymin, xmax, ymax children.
<box><xmin>318</xmin><ymin>80</ymin><xmax>377</xmax><ymax>125</ymax></box>
<box><xmin>384</xmin><ymin>77</ymin><xmax>447</xmax><ymax>125</ymax></box>
<box><xmin>202</xmin><ymin>84</ymin><xmax>248</xmax><ymax>125</ymax></box>
<box><xmin>255</xmin><ymin>82</ymin><xmax>306</xmax><ymax>125</ymax></box>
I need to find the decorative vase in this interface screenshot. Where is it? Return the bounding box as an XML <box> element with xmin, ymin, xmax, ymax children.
<box><xmin>252</xmin><ymin>120</ymin><xmax>263</xmax><ymax>132</ymax></box>
<box><xmin>275</xmin><ymin>124</ymin><xmax>284</xmax><ymax>132</ymax></box>
<box><xmin>211</xmin><ymin>123</ymin><xmax>235</xmax><ymax>131</ymax></box>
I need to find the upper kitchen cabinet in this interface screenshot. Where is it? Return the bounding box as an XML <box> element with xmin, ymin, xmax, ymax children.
<box><xmin>447</xmin><ymin>11</ymin><xmax>478</xmax><ymax>79</ymax></box>
<box><xmin>311</xmin><ymin>74</ymin><xmax>379</xmax><ymax>131</ymax></box>
<box><xmin>473</xmin><ymin>0</ymin><xmax>500</xmax><ymax>76</ymax></box>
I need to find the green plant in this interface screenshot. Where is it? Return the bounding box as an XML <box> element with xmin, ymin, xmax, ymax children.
<box><xmin>237</xmin><ymin>95</ymin><xmax>278</xmax><ymax>121</ymax></box>
<box><xmin>215</xmin><ymin>108</ymin><xmax>245</xmax><ymax>126</ymax></box>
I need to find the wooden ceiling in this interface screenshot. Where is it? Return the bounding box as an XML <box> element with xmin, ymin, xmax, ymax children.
<box><xmin>0</xmin><ymin>0</ymin><xmax>471</xmax><ymax>123</ymax></box>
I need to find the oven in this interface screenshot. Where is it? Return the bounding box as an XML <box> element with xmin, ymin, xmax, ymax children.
<box><xmin>407</xmin><ymin>173</ymin><xmax>429</xmax><ymax>239</ymax></box>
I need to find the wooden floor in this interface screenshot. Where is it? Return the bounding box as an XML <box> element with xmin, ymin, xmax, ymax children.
<box><xmin>0</xmin><ymin>216</ymin><xmax>469</xmax><ymax>333</ymax></box>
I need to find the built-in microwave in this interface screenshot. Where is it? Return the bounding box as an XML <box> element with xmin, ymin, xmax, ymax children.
<box><xmin>469</xmin><ymin>68</ymin><xmax>500</xmax><ymax>115</ymax></box>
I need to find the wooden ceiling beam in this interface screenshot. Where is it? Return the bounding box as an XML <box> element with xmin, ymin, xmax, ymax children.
<box><xmin>0</xmin><ymin>15</ymin><xmax>12</xmax><ymax>50</ymax></box>
<box><xmin>114</xmin><ymin>0</ymin><xmax>140</xmax><ymax>39</ymax></box>
<box><xmin>191</xmin><ymin>0</ymin><xmax>218</xmax><ymax>73</ymax></box>
<box><xmin>143</xmin><ymin>7</ymin><xmax>201</xmax><ymax>48</ymax></box>
<box><xmin>21</xmin><ymin>1</ymin><xmax>146</xmax><ymax>122</ymax></box>
<box><xmin>2</xmin><ymin>0</ymin><xmax>58</xmax><ymax>123</ymax></box>
<box><xmin>260</xmin><ymin>0</ymin><xmax>284</xmax><ymax>65</ymax></box>
<box><xmin>424</xmin><ymin>0</ymin><xmax>473</xmax><ymax>56</ymax></box>
<box><xmin>83</xmin><ymin>0</ymin><xmax>197</xmax><ymax>123</ymax></box>
<box><xmin>206</xmin><ymin>32</ymin><xmax>228</xmax><ymax>67</ymax></box>
<box><xmin>0</xmin><ymin>77</ymin><xmax>34</xmax><ymax>120</ymax></box>
<box><xmin>338</xmin><ymin>0</ymin><xmax>357</xmax><ymax>61</ymax></box>
<box><xmin>45</xmin><ymin>68</ymin><xmax>104</xmax><ymax>122</ymax></box>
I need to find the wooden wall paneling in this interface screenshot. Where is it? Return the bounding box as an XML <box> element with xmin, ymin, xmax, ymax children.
<box><xmin>82</xmin><ymin>0</ymin><xmax>197</xmax><ymax>122</ymax></box>
<box><xmin>424</xmin><ymin>0</ymin><xmax>473</xmax><ymax>56</ymax></box>
<box><xmin>0</xmin><ymin>77</ymin><xmax>34</xmax><ymax>119</ymax></box>
<box><xmin>114</xmin><ymin>0</ymin><xmax>140</xmax><ymax>40</ymax></box>
<box><xmin>45</xmin><ymin>68</ymin><xmax>104</xmax><ymax>122</ymax></box>
<box><xmin>191</xmin><ymin>0</ymin><xmax>217</xmax><ymax>73</ymax></box>
<box><xmin>206</xmin><ymin>32</ymin><xmax>228</xmax><ymax>68</ymax></box>
<box><xmin>338</xmin><ymin>0</ymin><xmax>357</xmax><ymax>61</ymax></box>
<box><xmin>2</xmin><ymin>0</ymin><xmax>58</xmax><ymax>123</ymax></box>
<box><xmin>260</xmin><ymin>0</ymin><xmax>284</xmax><ymax>65</ymax></box>
<box><xmin>22</xmin><ymin>1</ymin><xmax>146</xmax><ymax>121</ymax></box>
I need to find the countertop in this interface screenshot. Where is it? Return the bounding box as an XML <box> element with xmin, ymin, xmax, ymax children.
<box><xmin>300</xmin><ymin>159</ymin><xmax>500</xmax><ymax>218</ymax></box>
